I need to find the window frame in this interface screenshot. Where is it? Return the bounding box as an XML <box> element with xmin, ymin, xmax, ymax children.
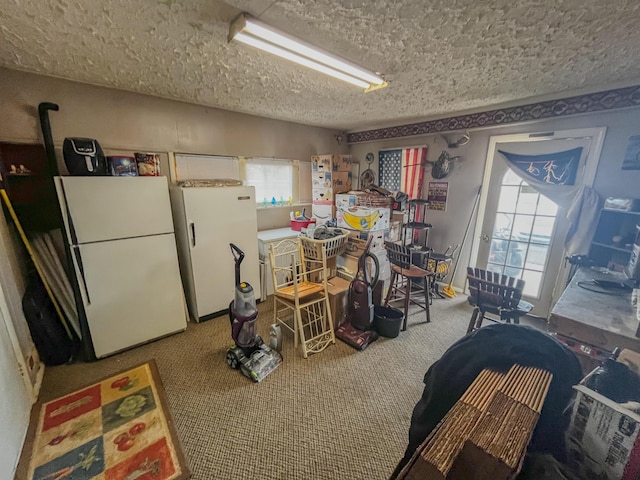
<box><xmin>171</xmin><ymin>153</ymin><xmax>311</xmax><ymax>206</ymax></box>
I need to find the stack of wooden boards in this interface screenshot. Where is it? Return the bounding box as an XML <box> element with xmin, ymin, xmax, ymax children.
<box><xmin>398</xmin><ymin>365</ymin><xmax>553</xmax><ymax>480</ymax></box>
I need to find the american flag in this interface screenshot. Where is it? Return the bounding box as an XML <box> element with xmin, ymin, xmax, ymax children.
<box><xmin>379</xmin><ymin>147</ymin><xmax>427</xmax><ymax>199</ymax></box>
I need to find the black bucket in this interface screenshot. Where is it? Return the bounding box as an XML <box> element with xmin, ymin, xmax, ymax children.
<box><xmin>373</xmin><ymin>306</ymin><xmax>404</xmax><ymax>338</ymax></box>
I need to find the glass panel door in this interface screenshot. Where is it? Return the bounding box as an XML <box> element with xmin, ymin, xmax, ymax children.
<box><xmin>471</xmin><ymin>128</ymin><xmax>605</xmax><ymax>317</ymax></box>
<box><xmin>487</xmin><ymin>170</ymin><xmax>558</xmax><ymax>298</ymax></box>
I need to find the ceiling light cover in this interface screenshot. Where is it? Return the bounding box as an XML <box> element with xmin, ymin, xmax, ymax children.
<box><xmin>229</xmin><ymin>13</ymin><xmax>385</xmax><ymax>90</ymax></box>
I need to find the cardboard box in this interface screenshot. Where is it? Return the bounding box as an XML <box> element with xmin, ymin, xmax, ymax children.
<box><xmin>327</xmin><ymin>276</ymin><xmax>351</xmax><ymax>328</ymax></box>
<box><xmin>357</xmin><ymin>229</ymin><xmax>387</xmax><ymax>252</ymax></box>
<box><xmin>312</xmin><ymin>203</ymin><xmax>334</xmax><ymax>225</ymax></box>
<box><xmin>311</xmin><ymin>155</ymin><xmax>332</xmax><ymax>173</ymax></box>
<box><xmin>312</xmin><ymin>171</ymin><xmax>332</xmax><ymax>188</ymax></box>
<box><xmin>337</xmin><ymin>208</ymin><xmax>390</xmax><ymax>231</ymax></box>
<box><xmin>335</xmin><ymin>193</ymin><xmax>357</xmax><ymax>211</ymax></box>
<box><xmin>618</xmin><ymin>349</ymin><xmax>640</xmax><ymax>375</ymax></box>
<box><xmin>343</xmin><ymin>236</ymin><xmax>367</xmax><ymax>259</ymax></box>
<box><xmin>337</xmin><ymin>249</ymin><xmax>389</xmax><ymax>283</ymax></box>
<box><xmin>308</xmin><ymin>257</ymin><xmax>337</xmax><ymax>283</ymax></box>
<box><xmin>312</xmin><ymin>186</ymin><xmax>333</xmax><ymax>203</ymax></box>
<box><xmin>335</xmin><ymin>193</ymin><xmax>392</xmax><ymax>232</ymax></box>
<box><xmin>312</xmin><ymin>170</ymin><xmax>352</xmax><ymax>194</ymax></box>
<box><xmin>342</xmin><ymin>234</ymin><xmax>388</xmax><ymax>259</ymax></box>
<box><xmin>566</xmin><ymin>384</ymin><xmax>640</xmax><ymax>480</ymax></box>
<box><xmin>331</xmin><ymin>155</ymin><xmax>352</xmax><ymax>172</ymax></box>
<box><xmin>331</xmin><ymin>171</ymin><xmax>352</xmax><ymax>194</ymax></box>
<box><xmin>392</xmin><ymin>210</ymin><xmax>406</xmax><ymax>223</ymax></box>
<box><xmin>311</xmin><ymin>154</ymin><xmax>352</xmax><ymax>173</ymax></box>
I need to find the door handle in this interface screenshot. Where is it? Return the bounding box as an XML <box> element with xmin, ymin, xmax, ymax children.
<box><xmin>482</xmin><ymin>234</ymin><xmax>490</xmax><ymax>243</ymax></box>
<box><xmin>190</xmin><ymin>222</ymin><xmax>196</xmax><ymax>247</ymax></box>
<box><xmin>73</xmin><ymin>246</ymin><xmax>91</xmax><ymax>305</ymax></box>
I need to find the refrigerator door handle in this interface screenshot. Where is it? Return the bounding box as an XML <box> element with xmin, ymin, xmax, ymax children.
<box><xmin>73</xmin><ymin>246</ymin><xmax>91</xmax><ymax>305</ymax></box>
<box><xmin>58</xmin><ymin>179</ymin><xmax>79</xmax><ymax>244</ymax></box>
<box><xmin>190</xmin><ymin>222</ymin><xmax>196</xmax><ymax>247</ymax></box>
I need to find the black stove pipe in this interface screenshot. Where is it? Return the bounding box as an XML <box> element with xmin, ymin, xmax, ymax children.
<box><xmin>38</xmin><ymin>102</ymin><xmax>59</xmax><ymax>176</ymax></box>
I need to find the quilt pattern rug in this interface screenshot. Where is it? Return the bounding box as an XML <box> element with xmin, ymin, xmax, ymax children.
<box><xmin>26</xmin><ymin>360</ymin><xmax>190</xmax><ymax>480</ymax></box>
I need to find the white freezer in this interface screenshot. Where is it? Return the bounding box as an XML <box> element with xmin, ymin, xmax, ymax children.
<box><xmin>170</xmin><ymin>185</ymin><xmax>260</xmax><ymax>321</ymax></box>
<box><xmin>55</xmin><ymin>176</ymin><xmax>174</xmax><ymax>243</ymax></box>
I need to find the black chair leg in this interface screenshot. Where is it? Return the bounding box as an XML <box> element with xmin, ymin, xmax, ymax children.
<box><xmin>475</xmin><ymin>309</ymin><xmax>485</xmax><ymax>330</ymax></box>
<box><xmin>385</xmin><ymin>270</ymin><xmax>397</xmax><ymax>306</ymax></box>
<box><xmin>424</xmin><ymin>277</ymin><xmax>431</xmax><ymax>323</ymax></box>
<box><xmin>403</xmin><ymin>278</ymin><xmax>412</xmax><ymax>331</ymax></box>
<box><xmin>467</xmin><ymin>307</ymin><xmax>479</xmax><ymax>334</ymax></box>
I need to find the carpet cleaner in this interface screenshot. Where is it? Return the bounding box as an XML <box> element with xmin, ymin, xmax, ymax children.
<box><xmin>336</xmin><ymin>237</ymin><xmax>380</xmax><ymax>350</ymax></box>
<box><xmin>226</xmin><ymin>243</ymin><xmax>282</xmax><ymax>382</ymax></box>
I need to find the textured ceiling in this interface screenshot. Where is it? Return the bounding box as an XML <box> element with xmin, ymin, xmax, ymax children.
<box><xmin>2</xmin><ymin>0</ymin><xmax>640</xmax><ymax>131</ymax></box>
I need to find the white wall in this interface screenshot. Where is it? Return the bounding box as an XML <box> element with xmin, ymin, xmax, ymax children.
<box><xmin>0</xmin><ymin>211</ymin><xmax>38</xmax><ymax>374</ymax></box>
<box><xmin>0</xmin><ymin>200</ymin><xmax>43</xmax><ymax>479</ymax></box>
<box><xmin>0</xmin><ymin>67</ymin><xmax>349</xmax><ymax>232</ymax></box>
<box><xmin>350</xmin><ymin>107</ymin><xmax>640</xmax><ymax>288</ymax></box>
<box><xmin>0</xmin><ymin>284</ymin><xmax>33</xmax><ymax>479</ymax></box>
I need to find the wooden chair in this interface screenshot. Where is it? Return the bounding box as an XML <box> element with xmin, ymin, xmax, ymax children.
<box><xmin>269</xmin><ymin>238</ymin><xmax>335</xmax><ymax>358</ymax></box>
<box><xmin>384</xmin><ymin>241</ymin><xmax>434</xmax><ymax>330</ymax></box>
<box><xmin>466</xmin><ymin>267</ymin><xmax>533</xmax><ymax>334</ymax></box>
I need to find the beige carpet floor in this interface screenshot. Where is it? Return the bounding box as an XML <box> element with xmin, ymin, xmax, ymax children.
<box><xmin>20</xmin><ymin>295</ymin><xmax>475</xmax><ymax>480</ymax></box>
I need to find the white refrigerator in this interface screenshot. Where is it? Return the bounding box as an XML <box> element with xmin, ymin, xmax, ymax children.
<box><xmin>55</xmin><ymin>176</ymin><xmax>188</xmax><ymax>359</ymax></box>
<box><xmin>169</xmin><ymin>185</ymin><xmax>260</xmax><ymax>321</ymax></box>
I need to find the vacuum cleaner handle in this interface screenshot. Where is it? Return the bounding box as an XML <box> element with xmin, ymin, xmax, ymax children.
<box><xmin>366</xmin><ymin>252</ymin><xmax>380</xmax><ymax>289</ymax></box>
<box><xmin>229</xmin><ymin>243</ymin><xmax>245</xmax><ymax>287</ymax></box>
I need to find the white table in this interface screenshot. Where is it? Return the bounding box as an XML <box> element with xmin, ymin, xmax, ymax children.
<box><xmin>258</xmin><ymin>228</ymin><xmax>301</xmax><ymax>300</ymax></box>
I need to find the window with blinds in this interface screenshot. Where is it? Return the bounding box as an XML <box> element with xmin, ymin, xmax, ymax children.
<box><xmin>246</xmin><ymin>158</ymin><xmax>293</xmax><ymax>204</ymax></box>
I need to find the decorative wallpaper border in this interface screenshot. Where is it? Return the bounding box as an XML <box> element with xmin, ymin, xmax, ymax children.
<box><xmin>347</xmin><ymin>85</ymin><xmax>640</xmax><ymax>144</ymax></box>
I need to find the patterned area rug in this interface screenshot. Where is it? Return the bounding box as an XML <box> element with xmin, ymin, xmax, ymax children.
<box><xmin>25</xmin><ymin>360</ymin><xmax>190</xmax><ymax>480</ymax></box>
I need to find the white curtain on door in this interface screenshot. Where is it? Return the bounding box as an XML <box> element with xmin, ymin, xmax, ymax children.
<box><xmin>498</xmin><ymin>151</ymin><xmax>602</xmax><ymax>256</ymax></box>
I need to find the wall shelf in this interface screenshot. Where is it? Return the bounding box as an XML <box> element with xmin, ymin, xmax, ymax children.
<box><xmin>591</xmin><ymin>242</ymin><xmax>633</xmax><ymax>254</ymax></box>
<box><xmin>589</xmin><ymin>206</ymin><xmax>640</xmax><ymax>271</ymax></box>
<box><xmin>0</xmin><ymin>142</ymin><xmax>59</xmax><ymax>232</ymax></box>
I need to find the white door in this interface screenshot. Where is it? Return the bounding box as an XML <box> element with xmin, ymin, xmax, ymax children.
<box><xmin>56</xmin><ymin>177</ymin><xmax>174</xmax><ymax>243</ymax></box>
<box><xmin>73</xmin><ymin>234</ymin><xmax>186</xmax><ymax>357</ymax></box>
<box><xmin>472</xmin><ymin>128</ymin><xmax>605</xmax><ymax>317</ymax></box>
<box><xmin>183</xmin><ymin>186</ymin><xmax>260</xmax><ymax>318</ymax></box>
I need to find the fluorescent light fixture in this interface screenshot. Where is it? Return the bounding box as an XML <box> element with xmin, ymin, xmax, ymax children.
<box><xmin>229</xmin><ymin>13</ymin><xmax>386</xmax><ymax>91</ymax></box>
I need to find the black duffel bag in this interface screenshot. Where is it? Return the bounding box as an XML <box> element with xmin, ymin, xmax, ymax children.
<box><xmin>22</xmin><ymin>275</ymin><xmax>77</xmax><ymax>366</ymax></box>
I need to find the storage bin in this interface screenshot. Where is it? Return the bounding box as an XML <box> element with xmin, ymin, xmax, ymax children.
<box><xmin>373</xmin><ymin>306</ymin><xmax>404</xmax><ymax>338</ymax></box>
